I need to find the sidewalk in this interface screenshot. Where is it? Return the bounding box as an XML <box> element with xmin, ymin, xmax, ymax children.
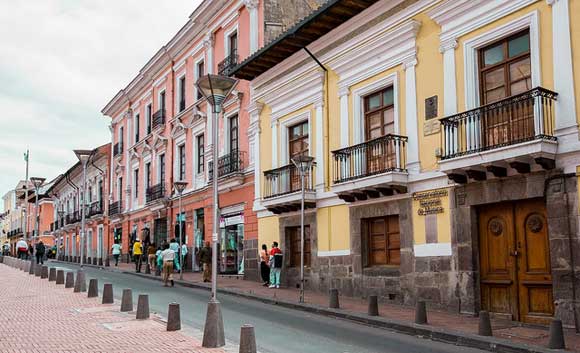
<box><xmin>91</xmin><ymin>260</ymin><xmax>579</xmax><ymax>352</ymax></box>
<box><xmin>0</xmin><ymin>263</ymin><xmax>228</xmax><ymax>353</ymax></box>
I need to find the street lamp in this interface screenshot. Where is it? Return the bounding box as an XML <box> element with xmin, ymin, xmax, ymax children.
<box><xmin>74</xmin><ymin>149</ymin><xmax>93</xmax><ymax>268</ymax></box>
<box><xmin>30</xmin><ymin>177</ymin><xmax>45</xmax><ymax>246</ymax></box>
<box><xmin>57</xmin><ymin>209</ymin><xmax>65</xmax><ymax>260</ymax></box>
<box><xmin>173</xmin><ymin>181</ymin><xmax>187</xmax><ymax>280</ymax></box>
<box><xmin>291</xmin><ymin>155</ymin><xmax>315</xmax><ymax>304</ymax></box>
<box><xmin>196</xmin><ymin>73</ymin><xmax>237</xmax><ymax>348</ymax></box>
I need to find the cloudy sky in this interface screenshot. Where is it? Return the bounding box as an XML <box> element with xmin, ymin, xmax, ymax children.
<box><xmin>0</xmin><ymin>0</ymin><xmax>202</xmax><ymax>211</ymax></box>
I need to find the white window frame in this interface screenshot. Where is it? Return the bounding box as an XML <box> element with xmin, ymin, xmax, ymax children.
<box><xmin>224</xmin><ymin>109</ymin><xmax>240</xmax><ymax>155</ymax></box>
<box><xmin>224</xmin><ymin>25</ymin><xmax>239</xmax><ymax>57</ymax></box>
<box><xmin>144</xmin><ymin>157</ymin><xmax>152</xmax><ymax>190</ymax></box>
<box><xmin>194</xmin><ymin>131</ymin><xmax>205</xmax><ymax>177</ymax></box>
<box><xmin>116</xmin><ymin>176</ymin><xmax>122</xmax><ymax>201</ymax></box>
<box><xmin>176</xmin><ymin>72</ymin><xmax>186</xmax><ymax>112</ymax></box>
<box><xmin>194</xmin><ymin>56</ymin><xmax>205</xmax><ymax>100</ymax></box>
<box><xmin>97</xmin><ymin>225</ymin><xmax>104</xmax><ymax>258</ymax></box>
<box><xmin>157</xmin><ymin>153</ymin><xmax>166</xmax><ymax>185</ymax></box>
<box><xmin>174</xmin><ymin>134</ymin><xmax>186</xmax><ymax>182</ymax></box>
<box><xmin>280</xmin><ymin>111</ymin><xmax>312</xmax><ymax>166</ymax></box>
<box><xmin>134</xmin><ymin>113</ymin><xmax>140</xmax><ymax>144</ymax></box>
<box><xmin>146</xmin><ymin>102</ymin><xmax>153</xmax><ymax>134</ymax></box>
<box><xmin>132</xmin><ymin>166</ymin><xmax>139</xmax><ymax>207</ymax></box>
<box><xmin>158</xmin><ymin>89</ymin><xmax>167</xmax><ymax>113</ymax></box>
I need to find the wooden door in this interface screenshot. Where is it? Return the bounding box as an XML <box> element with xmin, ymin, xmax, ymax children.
<box><xmin>479</xmin><ymin>200</ymin><xmax>553</xmax><ymax>323</ymax></box>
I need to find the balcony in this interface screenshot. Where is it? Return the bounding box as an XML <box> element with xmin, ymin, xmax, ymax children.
<box><xmin>218</xmin><ymin>50</ymin><xmax>238</xmax><ymax>76</ymax></box>
<box><xmin>439</xmin><ymin>87</ymin><xmax>558</xmax><ymax>183</ymax></box>
<box><xmin>262</xmin><ymin>162</ymin><xmax>315</xmax><ymax>214</ymax></box>
<box><xmin>331</xmin><ymin>134</ymin><xmax>409</xmax><ymax>202</ymax></box>
<box><xmin>65</xmin><ymin>210</ymin><xmax>81</xmax><ymax>225</ymax></box>
<box><xmin>146</xmin><ymin>183</ymin><xmax>166</xmax><ymax>203</ymax></box>
<box><xmin>209</xmin><ymin>150</ymin><xmax>245</xmax><ymax>180</ymax></box>
<box><xmin>113</xmin><ymin>142</ymin><xmax>123</xmax><ymax>157</ymax></box>
<box><xmin>88</xmin><ymin>201</ymin><xmax>103</xmax><ymax>217</ymax></box>
<box><xmin>8</xmin><ymin>228</ymin><xmax>22</xmax><ymax>238</ymax></box>
<box><xmin>109</xmin><ymin>200</ymin><xmax>122</xmax><ymax>216</ymax></box>
<box><xmin>152</xmin><ymin>109</ymin><xmax>165</xmax><ymax>130</ymax></box>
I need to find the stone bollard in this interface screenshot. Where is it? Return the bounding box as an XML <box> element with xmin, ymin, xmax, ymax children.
<box><xmin>41</xmin><ymin>265</ymin><xmax>49</xmax><ymax>279</ymax></box>
<box><xmin>155</xmin><ymin>265</ymin><xmax>161</xmax><ymax>277</ymax></box>
<box><xmin>98</xmin><ymin>258</ymin><xmax>103</xmax><ymax>267</ymax></box>
<box><xmin>329</xmin><ymin>289</ymin><xmax>340</xmax><ymax>309</ymax></box>
<box><xmin>415</xmin><ymin>301</ymin><xmax>427</xmax><ymax>325</ymax></box>
<box><xmin>167</xmin><ymin>303</ymin><xmax>181</xmax><ymax>331</ymax></box>
<box><xmin>136</xmin><ymin>294</ymin><xmax>150</xmax><ymax>320</ymax></box>
<box><xmin>239</xmin><ymin>324</ymin><xmax>257</xmax><ymax>353</ymax></box>
<box><xmin>64</xmin><ymin>255</ymin><xmax>68</xmax><ymax>262</ymax></box>
<box><xmin>548</xmin><ymin>319</ymin><xmax>566</xmax><ymax>349</ymax></box>
<box><xmin>56</xmin><ymin>270</ymin><xmax>65</xmax><ymax>284</ymax></box>
<box><xmin>368</xmin><ymin>295</ymin><xmax>379</xmax><ymax>316</ymax></box>
<box><xmin>74</xmin><ymin>270</ymin><xmax>86</xmax><ymax>293</ymax></box>
<box><xmin>120</xmin><ymin>289</ymin><xmax>133</xmax><ymax>312</ymax></box>
<box><xmin>24</xmin><ymin>261</ymin><xmax>31</xmax><ymax>273</ymax></box>
<box><xmin>48</xmin><ymin>268</ymin><xmax>57</xmax><ymax>281</ymax></box>
<box><xmin>29</xmin><ymin>262</ymin><xmax>35</xmax><ymax>275</ymax></box>
<box><xmin>105</xmin><ymin>256</ymin><xmax>110</xmax><ymax>267</ymax></box>
<box><xmin>102</xmin><ymin>283</ymin><xmax>114</xmax><ymax>304</ymax></box>
<box><xmin>88</xmin><ymin>279</ymin><xmax>99</xmax><ymax>298</ymax></box>
<box><xmin>34</xmin><ymin>264</ymin><xmax>42</xmax><ymax>277</ymax></box>
<box><xmin>478</xmin><ymin>311</ymin><xmax>492</xmax><ymax>336</ymax></box>
<box><xmin>65</xmin><ymin>272</ymin><xmax>75</xmax><ymax>288</ymax></box>
<box><xmin>145</xmin><ymin>263</ymin><xmax>151</xmax><ymax>274</ymax></box>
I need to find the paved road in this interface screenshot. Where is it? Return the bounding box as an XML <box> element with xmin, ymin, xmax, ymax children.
<box><xmin>53</xmin><ymin>262</ymin><xmax>485</xmax><ymax>353</ymax></box>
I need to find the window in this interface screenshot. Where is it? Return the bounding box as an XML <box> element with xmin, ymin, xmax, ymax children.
<box><xmin>119</xmin><ymin>126</ymin><xmax>124</xmax><ymax>149</ymax></box>
<box><xmin>179</xmin><ymin>76</ymin><xmax>186</xmax><ymax>112</ymax></box>
<box><xmin>196</xmin><ymin>61</ymin><xmax>205</xmax><ymax>100</ymax></box>
<box><xmin>178</xmin><ymin>145</ymin><xmax>186</xmax><ymax>181</ymax></box>
<box><xmin>88</xmin><ymin>186</ymin><xmax>92</xmax><ymax>203</ymax></box>
<box><xmin>228</xmin><ymin>32</ymin><xmax>238</xmax><ymax>57</ymax></box>
<box><xmin>287</xmin><ymin>226</ymin><xmax>311</xmax><ymax>267</ymax></box>
<box><xmin>117</xmin><ymin>177</ymin><xmax>123</xmax><ymax>201</ymax></box>
<box><xmin>229</xmin><ymin>115</ymin><xmax>238</xmax><ymax>153</ymax></box>
<box><xmin>133</xmin><ymin>169</ymin><xmax>139</xmax><ymax>200</ymax></box>
<box><xmin>197</xmin><ymin>134</ymin><xmax>205</xmax><ymax>173</ymax></box>
<box><xmin>159</xmin><ymin>154</ymin><xmax>166</xmax><ymax>184</ymax></box>
<box><xmin>364</xmin><ymin>86</ymin><xmax>394</xmax><ymax>140</ymax></box>
<box><xmin>134</xmin><ymin>114</ymin><xmax>140</xmax><ymax>143</ymax></box>
<box><xmin>98</xmin><ymin>180</ymin><xmax>103</xmax><ymax>203</ymax></box>
<box><xmin>288</xmin><ymin>121</ymin><xmax>309</xmax><ymax>159</ymax></box>
<box><xmin>363</xmin><ymin>216</ymin><xmax>400</xmax><ymax>267</ymax></box>
<box><xmin>146</xmin><ymin>104</ymin><xmax>152</xmax><ymax>134</ymax></box>
<box><xmin>145</xmin><ymin>162</ymin><xmax>151</xmax><ymax>188</ymax></box>
<box><xmin>160</xmin><ymin>91</ymin><xmax>166</xmax><ymax>113</ymax></box>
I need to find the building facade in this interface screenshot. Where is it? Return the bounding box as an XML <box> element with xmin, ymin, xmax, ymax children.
<box><xmin>234</xmin><ymin>0</ymin><xmax>580</xmax><ymax>326</ymax></box>
<box><xmin>101</xmin><ymin>0</ymin><xmax>322</xmax><ymax>278</ymax></box>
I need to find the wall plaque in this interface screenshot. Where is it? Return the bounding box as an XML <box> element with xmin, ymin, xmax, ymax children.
<box><xmin>425</xmin><ymin>95</ymin><xmax>438</xmax><ymax>120</ymax></box>
<box><xmin>413</xmin><ymin>189</ymin><xmax>447</xmax><ymax>215</ymax></box>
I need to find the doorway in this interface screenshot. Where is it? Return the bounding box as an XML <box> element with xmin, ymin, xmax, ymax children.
<box><xmin>479</xmin><ymin>199</ymin><xmax>553</xmax><ymax>324</ymax></box>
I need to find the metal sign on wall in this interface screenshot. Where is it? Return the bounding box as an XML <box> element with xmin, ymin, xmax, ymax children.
<box><xmin>413</xmin><ymin>189</ymin><xmax>447</xmax><ymax>215</ymax></box>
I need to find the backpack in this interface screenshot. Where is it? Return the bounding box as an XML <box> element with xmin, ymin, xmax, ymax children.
<box><xmin>274</xmin><ymin>253</ymin><xmax>283</xmax><ymax>268</ymax></box>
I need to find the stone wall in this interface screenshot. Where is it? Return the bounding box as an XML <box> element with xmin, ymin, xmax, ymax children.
<box><xmin>243</xmin><ymin>238</ymin><xmax>260</xmax><ymax>281</ymax></box>
<box><xmin>263</xmin><ymin>0</ymin><xmax>325</xmax><ymax>44</ymax></box>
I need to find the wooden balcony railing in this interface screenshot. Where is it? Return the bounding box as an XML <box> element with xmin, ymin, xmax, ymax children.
<box><xmin>152</xmin><ymin>109</ymin><xmax>165</xmax><ymax>129</ymax></box>
<box><xmin>208</xmin><ymin>150</ymin><xmax>245</xmax><ymax>180</ymax></box>
<box><xmin>146</xmin><ymin>183</ymin><xmax>166</xmax><ymax>203</ymax></box>
<box><xmin>218</xmin><ymin>49</ymin><xmax>239</xmax><ymax>76</ymax></box>
<box><xmin>109</xmin><ymin>200</ymin><xmax>121</xmax><ymax>216</ymax></box>
<box><xmin>263</xmin><ymin>162</ymin><xmax>314</xmax><ymax>199</ymax></box>
<box><xmin>440</xmin><ymin>87</ymin><xmax>557</xmax><ymax>160</ymax></box>
<box><xmin>332</xmin><ymin>134</ymin><xmax>408</xmax><ymax>184</ymax></box>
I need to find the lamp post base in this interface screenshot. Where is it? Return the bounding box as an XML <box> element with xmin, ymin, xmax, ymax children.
<box><xmin>202</xmin><ymin>299</ymin><xmax>225</xmax><ymax>348</ymax></box>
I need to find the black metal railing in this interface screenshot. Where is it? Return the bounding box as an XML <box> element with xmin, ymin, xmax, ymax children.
<box><xmin>218</xmin><ymin>49</ymin><xmax>239</xmax><ymax>76</ymax></box>
<box><xmin>263</xmin><ymin>162</ymin><xmax>314</xmax><ymax>199</ymax></box>
<box><xmin>146</xmin><ymin>183</ymin><xmax>166</xmax><ymax>203</ymax></box>
<box><xmin>113</xmin><ymin>142</ymin><xmax>123</xmax><ymax>157</ymax></box>
<box><xmin>440</xmin><ymin>87</ymin><xmax>557</xmax><ymax>160</ymax></box>
<box><xmin>332</xmin><ymin>134</ymin><xmax>408</xmax><ymax>184</ymax></box>
<box><xmin>8</xmin><ymin>228</ymin><xmax>22</xmax><ymax>238</ymax></box>
<box><xmin>88</xmin><ymin>201</ymin><xmax>103</xmax><ymax>217</ymax></box>
<box><xmin>152</xmin><ymin>109</ymin><xmax>165</xmax><ymax>129</ymax></box>
<box><xmin>66</xmin><ymin>210</ymin><xmax>81</xmax><ymax>224</ymax></box>
<box><xmin>109</xmin><ymin>200</ymin><xmax>121</xmax><ymax>216</ymax></box>
<box><xmin>208</xmin><ymin>150</ymin><xmax>245</xmax><ymax>180</ymax></box>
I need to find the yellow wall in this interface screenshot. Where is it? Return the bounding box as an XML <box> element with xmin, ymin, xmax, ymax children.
<box><xmin>317</xmin><ymin>205</ymin><xmax>350</xmax><ymax>252</ymax></box>
<box><xmin>258</xmin><ymin>216</ymin><xmax>280</xmax><ymax>248</ymax></box>
<box><xmin>411</xmin><ymin>187</ymin><xmax>452</xmax><ymax>244</ymax></box>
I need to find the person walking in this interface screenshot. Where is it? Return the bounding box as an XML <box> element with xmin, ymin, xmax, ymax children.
<box><xmin>111</xmin><ymin>241</ymin><xmax>121</xmax><ymax>266</ymax></box>
<box><xmin>160</xmin><ymin>243</ymin><xmax>175</xmax><ymax>287</ymax></box>
<box><xmin>181</xmin><ymin>243</ymin><xmax>188</xmax><ymax>271</ymax></box>
<box><xmin>260</xmin><ymin>244</ymin><xmax>270</xmax><ymax>287</ymax></box>
<box><xmin>28</xmin><ymin>243</ymin><xmax>34</xmax><ymax>260</ymax></box>
<box><xmin>16</xmin><ymin>238</ymin><xmax>28</xmax><ymax>259</ymax></box>
<box><xmin>133</xmin><ymin>238</ymin><xmax>143</xmax><ymax>273</ymax></box>
<box><xmin>269</xmin><ymin>241</ymin><xmax>283</xmax><ymax>289</ymax></box>
<box><xmin>199</xmin><ymin>241</ymin><xmax>212</xmax><ymax>283</ymax></box>
<box><xmin>147</xmin><ymin>243</ymin><xmax>156</xmax><ymax>271</ymax></box>
<box><xmin>169</xmin><ymin>238</ymin><xmax>180</xmax><ymax>272</ymax></box>
<box><xmin>35</xmin><ymin>241</ymin><xmax>45</xmax><ymax>265</ymax></box>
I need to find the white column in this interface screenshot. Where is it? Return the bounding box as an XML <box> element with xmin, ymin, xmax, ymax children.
<box><xmin>124</xmin><ymin>119</ymin><xmax>131</xmax><ymax>212</ymax></box>
<box><xmin>339</xmin><ymin>86</ymin><xmax>350</xmax><ymax>148</ymax></box>
<box><xmin>403</xmin><ymin>57</ymin><xmax>420</xmax><ymax>172</ymax></box>
<box><xmin>244</xmin><ymin>0</ymin><xmax>260</xmax><ymax>53</ymax></box>
<box><xmin>248</xmin><ymin>102</ymin><xmax>264</xmax><ymax>203</ymax></box>
<box><xmin>315</xmin><ymin>102</ymin><xmax>324</xmax><ymax>189</ymax></box>
<box><xmin>204</xmin><ymin>34</ymin><xmax>214</xmax><ymax>74</ymax></box>
<box><xmin>271</xmin><ymin>121</ymin><xmax>278</xmax><ymax>168</ymax></box>
<box><xmin>440</xmin><ymin>39</ymin><xmax>458</xmax><ymax>155</ymax></box>
<box><xmin>108</xmin><ymin>125</ymin><xmax>115</xmax><ymax>205</ymax></box>
<box><xmin>549</xmin><ymin>0</ymin><xmax>578</xmax><ymax>134</ymax></box>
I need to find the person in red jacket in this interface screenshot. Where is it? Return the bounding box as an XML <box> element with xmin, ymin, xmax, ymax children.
<box><xmin>269</xmin><ymin>242</ymin><xmax>283</xmax><ymax>288</ymax></box>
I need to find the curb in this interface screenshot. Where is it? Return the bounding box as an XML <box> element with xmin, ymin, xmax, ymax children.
<box><xmin>49</xmin><ymin>260</ymin><xmax>561</xmax><ymax>353</ymax></box>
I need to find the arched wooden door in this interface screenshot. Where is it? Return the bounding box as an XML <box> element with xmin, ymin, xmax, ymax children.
<box><xmin>479</xmin><ymin>199</ymin><xmax>553</xmax><ymax>324</ymax></box>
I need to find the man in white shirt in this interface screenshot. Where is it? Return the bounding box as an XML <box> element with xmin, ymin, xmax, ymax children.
<box><xmin>16</xmin><ymin>238</ymin><xmax>28</xmax><ymax>259</ymax></box>
<box><xmin>181</xmin><ymin>243</ymin><xmax>188</xmax><ymax>271</ymax></box>
<box><xmin>161</xmin><ymin>244</ymin><xmax>175</xmax><ymax>287</ymax></box>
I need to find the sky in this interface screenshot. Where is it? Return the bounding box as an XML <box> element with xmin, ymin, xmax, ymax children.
<box><xmin>0</xmin><ymin>0</ymin><xmax>203</xmax><ymax>211</ymax></box>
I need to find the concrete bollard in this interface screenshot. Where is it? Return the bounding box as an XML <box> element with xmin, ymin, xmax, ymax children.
<box><xmin>120</xmin><ymin>289</ymin><xmax>133</xmax><ymax>312</ymax></box>
<box><xmin>93</xmin><ymin>257</ymin><xmax>98</xmax><ymax>265</ymax></box>
<box><xmin>478</xmin><ymin>311</ymin><xmax>493</xmax><ymax>336</ymax></box>
<box><xmin>34</xmin><ymin>264</ymin><xmax>42</xmax><ymax>277</ymax></box>
<box><xmin>415</xmin><ymin>301</ymin><xmax>427</xmax><ymax>325</ymax></box>
<box><xmin>29</xmin><ymin>262</ymin><xmax>35</xmax><ymax>275</ymax></box>
<box><xmin>64</xmin><ymin>255</ymin><xmax>68</xmax><ymax>262</ymax></box>
<box><xmin>73</xmin><ymin>270</ymin><xmax>86</xmax><ymax>293</ymax></box>
<box><xmin>136</xmin><ymin>294</ymin><xmax>150</xmax><ymax>320</ymax></box>
<box><xmin>48</xmin><ymin>268</ymin><xmax>57</xmax><ymax>281</ymax></box>
<box><xmin>88</xmin><ymin>279</ymin><xmax>99</xmax><ymax>298</ymax></box>
<box><xmin>239</xmin><ymin>324</ymin><xmax>257</xmax><ymax>353</ymax></box>
<box><xmin>368</xmin><ymin>295</ymin><xmax>379</xmax><ymax>316</ymax></box>
<box><xmin>102</xmin><ymin>283</ymin><xmax>114</xmax><ymax>304</ymax></box>
<box><xmin>24</xmin><ymin>261</ymin><xmax>31</xmax><ymax>273</ymax></box>
<box><xmin>202</xmin><ymin>300</ymin><xmax>226</xmax><ymax>348</ymax></box>
<box><xmin>548</xmin><ymin>319</ymin><xmax>566</xmax><ymax>349</ymax></box>
<box><xmin>98</xmin><ymin>258</ymin><xmax>103</xmax><ymax>266</ymax></box>
<box><xmin>56</xmin><ymin>270</ymin><xmax>65</xmax><ymax>284</ymax></box>
<box><xmin>41</xmin><ymin>265</ymin><xmax>49</xmax><ymax>279</ymax></box>
<box><xmin>65</xmin><ymin>272</ymin><xmax>75</xmax><ymax>288</ymax></box>
<box><xmin>167</xmin><ymin>303</ymin><xmax>181</xmax><ymax>331</ymax></box>
<box><xmin>329</xmin><ymin>289</ymin><xmax>340</xmax><ymax>309</ymax></box>
<box><xmin>105</xmin><ymin>256</ymin><xmax>110</xmax><ymax>267</ymax></box>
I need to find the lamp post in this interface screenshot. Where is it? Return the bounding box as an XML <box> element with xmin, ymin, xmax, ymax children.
<box><xmin>74</xmin><ymin>149</ymin><xmax>93</xmax><ymax>268</ymax></box>
<box><xmin>30</xmin><ymin>177</ymin><xmax>46</xmax><ymax>245</ymax></box>
<box><xmin>196</xmin><ymin>73</ymin><xmax>238</xmax><ymax>348</ymax></box>
<box><xmin>173</xmin><ymin>181</ymin><xmax>187</xmax><ymax>280</ymax></box>
<box><xmin>291</xmin><ymin>155</ymin><xmax>315</xmax><ymax>304</ymax></box>
<box><xmin>57</xmin><ymin>209</ymin><xmax>65</xmax><ymax>260</ymax></box>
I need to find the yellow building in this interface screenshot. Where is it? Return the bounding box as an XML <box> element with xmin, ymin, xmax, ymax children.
<box><xmin>232</xmin><ymin>0</ymin><xmax>580</xmax><ymax>327</ymax></box>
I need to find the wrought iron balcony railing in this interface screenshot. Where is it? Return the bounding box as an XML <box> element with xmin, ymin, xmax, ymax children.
<box><xmin>113</xmin><ymin>142</ymin><xmax>123</xmax><ymax>157</ymax></box>
<box><xmin>152</xmin><ymin>109</ymin><xmax>166</xmax><ymax>129</ymax></box>
<box><xmin>208</xmin><ymin>150</ymin><xmax>245</xmax><ymax>180</ymax></box>
<box><xmin>146</xmin><ymin>183</ymin><xmax>166</xmax><ymax>203</ymax></box>
<box><xmin>109</xmin><ymin>200</ymin><xmax>121</xmax><ymax>216</ymax></box>
<box><xmin>263</xmin><ymin>162</ymin><xmax>314</xmax><ymax>199</ymax></box>
<box><xmin>88</xmin><ymin>201</ymin><xmax>103</xmax><ymax>217</ymax></box>
<box><xmin>218</xmin><ymin>49</ymin><xmax>239</xmax><ymax>76</ymax></box>
<box><xmin>332</xmin><ymin>134</ymin><xmax>408</xmax><ymax>184</ymax></box>
<box><xmin>440</xmin><ymin>87</ymin><xmax>557</xmax><ymax>160</ymax></box>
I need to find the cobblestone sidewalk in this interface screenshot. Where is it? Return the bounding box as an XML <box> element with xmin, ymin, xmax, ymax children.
<box><xmin>0</xmin><ymin>263</ymin><xmax>226</xmax><ymax>353</ymax></box>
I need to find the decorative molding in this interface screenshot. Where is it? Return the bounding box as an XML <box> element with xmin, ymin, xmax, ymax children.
<box><xmin>402</xmin><ymin>56</ymin><xmax>418</xmax><ymax>69</ymax></box>
<box><xmin>439</xmin><ymin>38</ymin><xmax>458</xmax><ymax>53</ymax></box>
<box><xmin>243</xmin><ymin>0</ymin><xmax>259</xmax><ymax>10</ymax></box>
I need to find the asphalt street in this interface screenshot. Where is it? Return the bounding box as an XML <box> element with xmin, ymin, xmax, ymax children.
<box><xmin>53</xmin><ymin>262</ymin><xmax>485</xmax><ymax>353</ymax></box>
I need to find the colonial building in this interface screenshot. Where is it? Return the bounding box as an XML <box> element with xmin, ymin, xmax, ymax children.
<box><xmin>233</xmin><ymin>0</ymin><xmax>580</xmax><ymax>327</ymax></box>
<box><xmin>101</xmin><ymin>0</ymin><xmax>323</xmax><ymax>278</ymax></box>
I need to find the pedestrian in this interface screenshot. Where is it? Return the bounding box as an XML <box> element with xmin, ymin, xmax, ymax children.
<box><xmin>169</xmin><ymin>238</ymin><xmax>179</xmax><ymax>272</ymax></box>
<box><xmin>133</xmin><ymin>238</ymin><xmax>143</xmax><ymax>273</ymax></box>
<box><xmin>28</xmin><ymin>243</ymin><xmax>34</xmax><ymax>260</ymax></box>
<box><xmin>147</xmin><ymin>242</ymin><xmax>156</xmax><ymax>271</ymax></box>
<box><xmin>16</xmin><ymin>238</ymin><xmax>27</xmax><ymax>259</ymax></box>
<box><xmin>181</xmin><ymin>243</ymin><xmax>188</xmax><ymax>271</ymax></box>
<box><xmin>269</xmin><ymin>241</ymin><xmax>283</xmax><ymax>289</ymax></box>
<box><xmin>160</xmin><ymin>243</ymin><xmax>175</xmax><ymax>287</ymax></box>
<box><xmin>199</xmin><ymin>241</ymin><xmax>212</xmax><ymax>283</ymax></box>
<box><xmin>35</xmin><ymin>241</ymin><xmax>45</xmax><ymax>265</ymax></box>
<box><xmin>111</xmin><ymin>240</ymin><xmax>121</xmax><ymax>266</ymax></box>
<box><xmin>260</xmin><ymin>244</ymin><xmax>270</xmax><ymax>287</ymax></box>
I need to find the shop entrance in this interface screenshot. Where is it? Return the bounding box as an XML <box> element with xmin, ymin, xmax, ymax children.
<box><xmin>219</xmin><ymin>214</ymin><xmax>244</xmax><ymax>274</ymax></box>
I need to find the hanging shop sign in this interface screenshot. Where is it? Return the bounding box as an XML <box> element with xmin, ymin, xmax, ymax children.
<box><xmin>413</xmin><ymin>189</ymin><xmax>447</xmax><ymax>215</ymax></box>
<box><xmin>220</xmin><ymin>214</ymin><xmax>244</xmax><ymax>228</ymax></box>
